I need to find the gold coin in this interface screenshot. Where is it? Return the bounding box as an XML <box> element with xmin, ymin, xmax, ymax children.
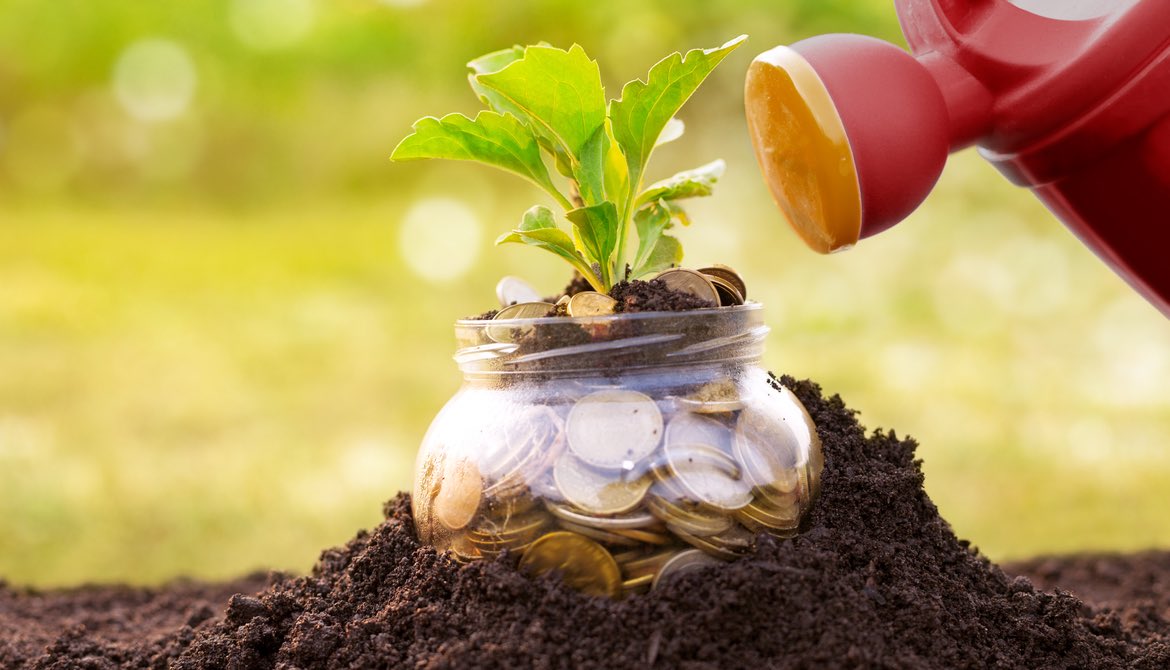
<box><xmin>553</xmin><ymin>452</ymin><xmax>652</xmax><ymax>516</ymax></box>
<box><xmin>612</xmin><ymin>527</ymin><xmax>673</xmax><ymax>545</ymax></box>
<box><xmin>696</xmin><ymin>264</ymin><xmax>747</xmax><ymax>300</ymax></box>
<box><xmin>518</xmin><ymin>531</ymin><xmax>622</xmax><ymax>598</ymax></box>
<box><xmin>653</xmin><ymin>268</ymin><xmax>720</xmax><ymax>304</ymax></box>
<box><xmin>486</xmin><ymin>301</ymin><xmax>555</xmax><ymax>342</ymax></box>
<box><xmin>412</xmin><ymin>452</ymin><xmax>443</xmax><ymax>543</ymax></box>
<box><xmin>645</xmin><ymin>494</ymin><xmax>733</xmax><ymax>537</ymax></box>
<box><xmin>705</xmin><ymin>275</ymin><xmax>745</xmax><ymax>306</ymax></box>
<box><xmin>621</xmin><ymin>572</ymin><xmax>655</xmax><ymax>593</ymax></box>
<box><xmin>674</xmin><ymin>380</ymin><xmax>745</xmax><ymax>414</ymax></box>
<box><xmin>434</xmin><ymin>457</ymin><xmax>483</xmax><ymax>531</ymax></box>
<box><xmin>567</xmin><ymin>291</ymin><xmax>618</xmax><ymax>317</ymax></box>
<box><xmin>734</xmin><ymin>499</ymin><xmax>801</xmax><ymax>532</ymax></box>
<box><xmin>544</xmin><ymin>501</ymin><xmax>659</xmax><ymax>530</ymax></box>
<box><xmin>670</xmin><ymin>526</ymin><xmax>744</xmax><ymax>561</ymax></box>
<box><xmin>621</xmin><ymin>549</ymin><xmax>679</xmax><ymax>578</ymax></box>
<box><xmin>495</xmin><ymin>275</ymin><xmax>543</xmax><ymax>307</ymax></box>
<box><xmin>651</xmin><ymin>548</ymin><xmax>724</xmax><ymax>590</ymax></box>
<box><xmin>554</xmin><ymin>519</ymin><xmax>642</xmax><ymax>547</ymax></box>
<box><xmin>567</xmin><ymin>390</ymin><xmax>663</xmax><ymax>469</ymax></box>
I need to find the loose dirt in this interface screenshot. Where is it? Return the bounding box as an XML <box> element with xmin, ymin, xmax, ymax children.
<box><xmin>3</xmin><ymin>376</ymin><xmax>1168</xmax><ymax>668</ymax></box>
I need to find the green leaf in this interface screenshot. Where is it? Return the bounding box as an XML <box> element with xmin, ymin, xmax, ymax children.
<box><xmin>633</xmin><ymin>234</ymin><xmax>683</xmax><ymax>278</ymax></box>
<box><xmin>467</xmin><ymin>45</ymin><xmax>527</xmax><ymax>116</ymax></box>
<box><xmin>566</xmin><ymin>201</ymin><xmax>619</xmax><ymax>283</ymax></box>
<box><xmin>631</xmin><ymin>200</ymin><xmax>672</xmax><ymax>274</ymax></box>
<box><xmin>391</xmin><ymin>111</ymin><xmax>568</xmax><ymax>207</ymax></box>
<box><xmin>576</xmin><ymin>125</ymin><xmax>607</xmax><ymax>206</ymax></box>
<box><xmin>636</xmin><ymin>159</ymin><xmax>725</xmax><ymax>206</ymax></box>
<box><xmin>476</xmin><ymin>44</ymin><xmax>607</xmax><ymax>161</ymax></box>
<box><xmin>609</xmin><ymin>36</ymin><xmax>745</xmax><ymax>201</ymax></box>
<box><xmin>497</xmin><ymin>206</ymin><xmax>602</xmax><ymax>289</ymax></box>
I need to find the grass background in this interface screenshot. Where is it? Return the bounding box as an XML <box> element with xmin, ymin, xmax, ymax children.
<box><xmin>2</xmin><ymin>0</ymin><xmax>1169</xmax><ymax>586</ymax></box>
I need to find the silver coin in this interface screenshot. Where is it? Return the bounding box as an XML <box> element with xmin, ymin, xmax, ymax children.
<box><xmin>486</xmin><ymin>301</ymin><xmax>555</xmax><ymax>342</ymax></box>
<box><xmin>544</xmin><ymin>501</ymin><xmax>659</xmax><ymax>530</ymax></box>
<box><xmin>567</xmin><ymin>389</ymin><xmax>663</xmax><ymax>469</ymax></box>
<box><xmin>654</xmin><ymin>268</ymin><xmax>720</xmax><ymax>304</ymax></box>
<box><xmin>496</xmin><ymin>276</ymin><xmax>543</xmax><ymax>307</ymax></box>
<box><xmin>651</xmin><ymin>548</ymin><xmax>724</xmax><ymax>590</ymax></box>
<box><xmin>552</xmin><ymin>452</ymin><xmax>651</xmax><ymax>515</ymax></box>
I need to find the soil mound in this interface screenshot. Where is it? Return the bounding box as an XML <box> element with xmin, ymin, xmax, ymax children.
<box><xmin>4</xmin><ymin>377</ymin><xmax>1169</xmax><ymax>668</ymax></box>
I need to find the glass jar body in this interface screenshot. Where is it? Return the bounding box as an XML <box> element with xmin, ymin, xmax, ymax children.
<box><xmin>412</xmin><ymin>305</ymin><xmax>822</xmax><ymax>598</ymax></box>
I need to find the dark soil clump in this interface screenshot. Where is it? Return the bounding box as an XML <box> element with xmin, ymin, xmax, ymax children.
<box><xmin>4</xmin><ymin>378</ymin><xmax>1170</xmax><ymax>668</ymax></box>
<box><xmin>610</xmin><ymin>278</ymin><xmax>717</xmax><ymax>313</ymax></box>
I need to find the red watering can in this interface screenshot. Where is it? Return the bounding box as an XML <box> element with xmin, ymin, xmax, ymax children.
<box><xmin>745</xmin><ymin>0</ymin><xmax>1170</xmax><ymax>316</ymax></box>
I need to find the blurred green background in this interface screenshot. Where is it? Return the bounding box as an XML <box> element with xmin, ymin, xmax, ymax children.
<box><xmin>2</xmin><ymin>0</ymin><xmax>1168</xmax><ymax>587</ymax></box>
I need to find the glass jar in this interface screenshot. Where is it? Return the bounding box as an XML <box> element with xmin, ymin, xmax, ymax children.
<box><xmin>412</xmin><ymin>303</ymin><xmax>823</xmax><ymax>598</ymax></box>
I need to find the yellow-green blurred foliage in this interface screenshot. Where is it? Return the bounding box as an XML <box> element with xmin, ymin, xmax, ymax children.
<box><xmin>1</xmin><ymin>0</ymin><xmax>1168</xmax><ymax>586</ymax></box>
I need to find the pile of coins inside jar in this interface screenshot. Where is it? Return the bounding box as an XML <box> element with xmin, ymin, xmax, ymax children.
<box><xmin>415</xmin><ymin>375</ymin><xmax>823</xmax><ymax>599</ymax></box>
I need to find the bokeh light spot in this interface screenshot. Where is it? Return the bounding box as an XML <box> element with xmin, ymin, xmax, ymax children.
<box><xmin>399</xmin><ymin>198</ymin><xmax>483</xmax><ymax>283</ymax></box>
<box><xmin>113</xmin><ymin>39</ymin><xmax>197</xmax><ymax>123</ymax></box>
<box><xmin>230</xmin><ymin>0</ymin><xmax>316</xmax><ymax>51</ymax></box>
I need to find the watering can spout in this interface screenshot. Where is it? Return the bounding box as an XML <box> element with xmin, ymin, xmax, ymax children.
<box><xmin>746</xmin><ymin>0</ymin><xmax>1170</xmax><ymax>316</ymax></box>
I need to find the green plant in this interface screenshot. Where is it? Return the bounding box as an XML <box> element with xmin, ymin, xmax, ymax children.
<box><xmin>391</xmin><ymin>36</ymin><xmax>745</xmax><ymax>292</ymax></box>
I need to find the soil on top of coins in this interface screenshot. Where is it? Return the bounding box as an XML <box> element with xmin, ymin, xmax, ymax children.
<box><xmin>469</xmin><ymin>274</ymin><xmax>715</xmax><ymax>320</ymax></box>
<box><xmin>4</xmin><ymin>376</ymin><xmax>1170</xmax><ymax>669</ymax></box>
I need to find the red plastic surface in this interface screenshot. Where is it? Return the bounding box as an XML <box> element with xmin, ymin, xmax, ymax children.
<box><xmin>790</xmin><ymin>35</ymin><xmax>950</xmax><ymax>239</ymax></box>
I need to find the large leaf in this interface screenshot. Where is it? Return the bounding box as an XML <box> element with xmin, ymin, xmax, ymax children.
<box><xmin>566</xmin><ymin>201</ymin><xmax>620</xmax><ymax>282</ymax></box>
<box><xmin>636</xmin><ymin>159</ymin><xmax>725</xmax><ymax>206</ymax></box>
<box><xmin>466</xmin><ymin>45</ymin><xmax>527</xmax><ymax>118</ymax></box>
<box><xmin>475</xmin><ymin>44</ymin><xmax>607</xmax><ymax>161</ymax></box>
<box><xmin>497</xmin><ymin>206</ymin><xmax>600</xmax><ymax>287</ymax></box>
<box><xmin>609</xmin><ymin>36</ymin><xmax>745</xmax><ymax>203</ymax></box>
<box><xmin>391</xmin><ymin>111</ymin><xmax>565</xmax><ymax>204</ymax></box>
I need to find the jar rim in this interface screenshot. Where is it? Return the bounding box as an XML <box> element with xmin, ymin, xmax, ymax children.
<box><xmin>456</xmin><ymin>301</ymin><xmax>762</xmax><ymax>327</ymax></box>
<box><xmin>453</xmin><ymin>302</ymin><xmax>767</xmax><ymax>375</ymax></box>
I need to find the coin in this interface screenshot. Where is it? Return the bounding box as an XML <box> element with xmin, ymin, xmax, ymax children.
<box><xmin>645</xmin><ymin>493</ymin><xmax>734</xmax><ymax>537</ymax></box>
<box><xmin>412</xmin><ymin>452</ymin><xmax>444</xmax><ymax>543</ymax></box>
<box><xmin>567</xmin><ymin>390</ymin><xmax>663</xmax><ymax>469</ymax></box>
<box><xmin>734</xmin><ymin>497</ymin><xmax>801</xmax><ymax>532</ymax></box>
<box><xmin>545</xmin><ymin>501</ymin><xmax>659</xmax><ymax>530</ymax></box>
<box><xmin>674</xmin><ymin>380</ymin><xmax>745</xmax><ymax>414</ymax></box>
<box><xmin>483</xmin><ymin>406</ymin><xmax>564</xmax><ymax>497</ymax></box>
<box><xmin>707</xmin><ymin>276</ymin><xmax>745</xmax><ymax>306</ymax></box>
<box><xmin>671</xmin><ymin>525</ymin><xmax>745</xmax><ymax>561</ymax></box>
<box><xmin>496</xmin><ymin>275</ymin><xmax>543</xmax><ymax>307</ymax></box>
<box><xmin>733</xmin><ymin>407</ymin><xmax>800</xmax><ymax>490</ymax></box>
<box><xmin>486</xmin><ymin>301</ymin><xmax>555</xmax><ymax>342</ymax></box>
<box><xmin>663</xmin><ymin>414</ymin><xmax>753</xmax><ymax>511</ymax></box>
<box><xmin>553</xmin><ymin>452</ymin><xmax>652</xmax><ymax>516</ymax></box>
<box><xmin>554</xmin><ymin>519</ymin><xmax>642</xmax><ymax>547</ymax></box>
<box><xmin>621</xmin><ymin>572</ymin><xmax>655</xmax><ymax>594</ymax></box>
<box><xmin>567</xmin><ymin>291</ymin><xmax>618</xmax><ymax>317</ymax></box>
<box><xmin>612</xmin><ymin>527</ymin><xmax>673</xmax><ymax>545</ymax></box>
<box><xmin>654</xmin><ymin>268</ymin><xmax>720</xmax><ymax>304</ymax></box>
<box><xmin>651</xmin><ymin>548</ymin><xmax>724</xmax><ymax>590</ymax></box>
<box><xmin>518</xmin><ymin>531</ymin><xmax>622</xmax><ymax>598</ymax></box>
<box><xmin>620</xmin><ymin>549</ymin><xmax>678</xmax><ymax>578</ymax></box>
<box><xmin>434</xmin><ymin>457</ymin><xmax>483</xmax><ymax>531</ymax></box>
<box><xmin>696</xmin><ymin>264</ymin><xmax>747</xmax><ymax>300</ymax></box>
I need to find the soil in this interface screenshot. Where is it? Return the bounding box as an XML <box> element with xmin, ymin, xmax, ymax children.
<box><xmin>4</xmin><ymin>377</ymin><xmax>1170</xmax><ymax>669</ymax></box>
<box><xmin>470</xmin><ymin>274</ymin><xmax>717</xmax><ymax>321</ymax></box>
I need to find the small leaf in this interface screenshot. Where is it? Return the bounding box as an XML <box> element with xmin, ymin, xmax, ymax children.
<box><xmin>636</xmin><ymin>159</ymin><xmax>725</xmax><ymax>206</ymax></box>
<box><xmin>497</xmin><ymin>206</ymin><xmax>602</xmax><ymax>288</ymax></box>
<box><xmin>517</xmin><ymin>204</ymin><xmax>557</xmax><ymax>231</ymax></box>
<box><xmin>566</xmin><ymin>201</ymin><xmax>620</xmax><ymax>283</ymax></box>
<box><xmin>603</xmin><ymin>123</ymin><xmax>630</xmax><ymax>207</ymax></box>
<box><xmin>610</xmin><ymin>36</ymin><xmax>745</xmax><ymax>199</ymax></box>
<box><xmin>476</xmin><ymin>44</ymin><xmax>607</xmax><ymax>160</ymax></box>
<box><xmin>391</xmin><ymin>112</ymin><xmax>564</xmax><ymax>203</ymax></box>
<box><xmin>633</xmin><ymin>234</ymin><xmax>683</xmax><ymax>278</ymax></box>
<box><xmin>655</xmin><ymin>118</ymin><xmax>685</xmax><ymax>147</ymax></box>
<box><xmin>631</xmin><ymin>200</ymin><xmax>672</xmax><ymax>273</ymax></box>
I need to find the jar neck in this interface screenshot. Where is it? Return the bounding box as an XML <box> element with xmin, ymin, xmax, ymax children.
<box><xmin>453</xmin><ymin>304</ymin><xmax>769</xmax><ymax>379</ymax></box>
